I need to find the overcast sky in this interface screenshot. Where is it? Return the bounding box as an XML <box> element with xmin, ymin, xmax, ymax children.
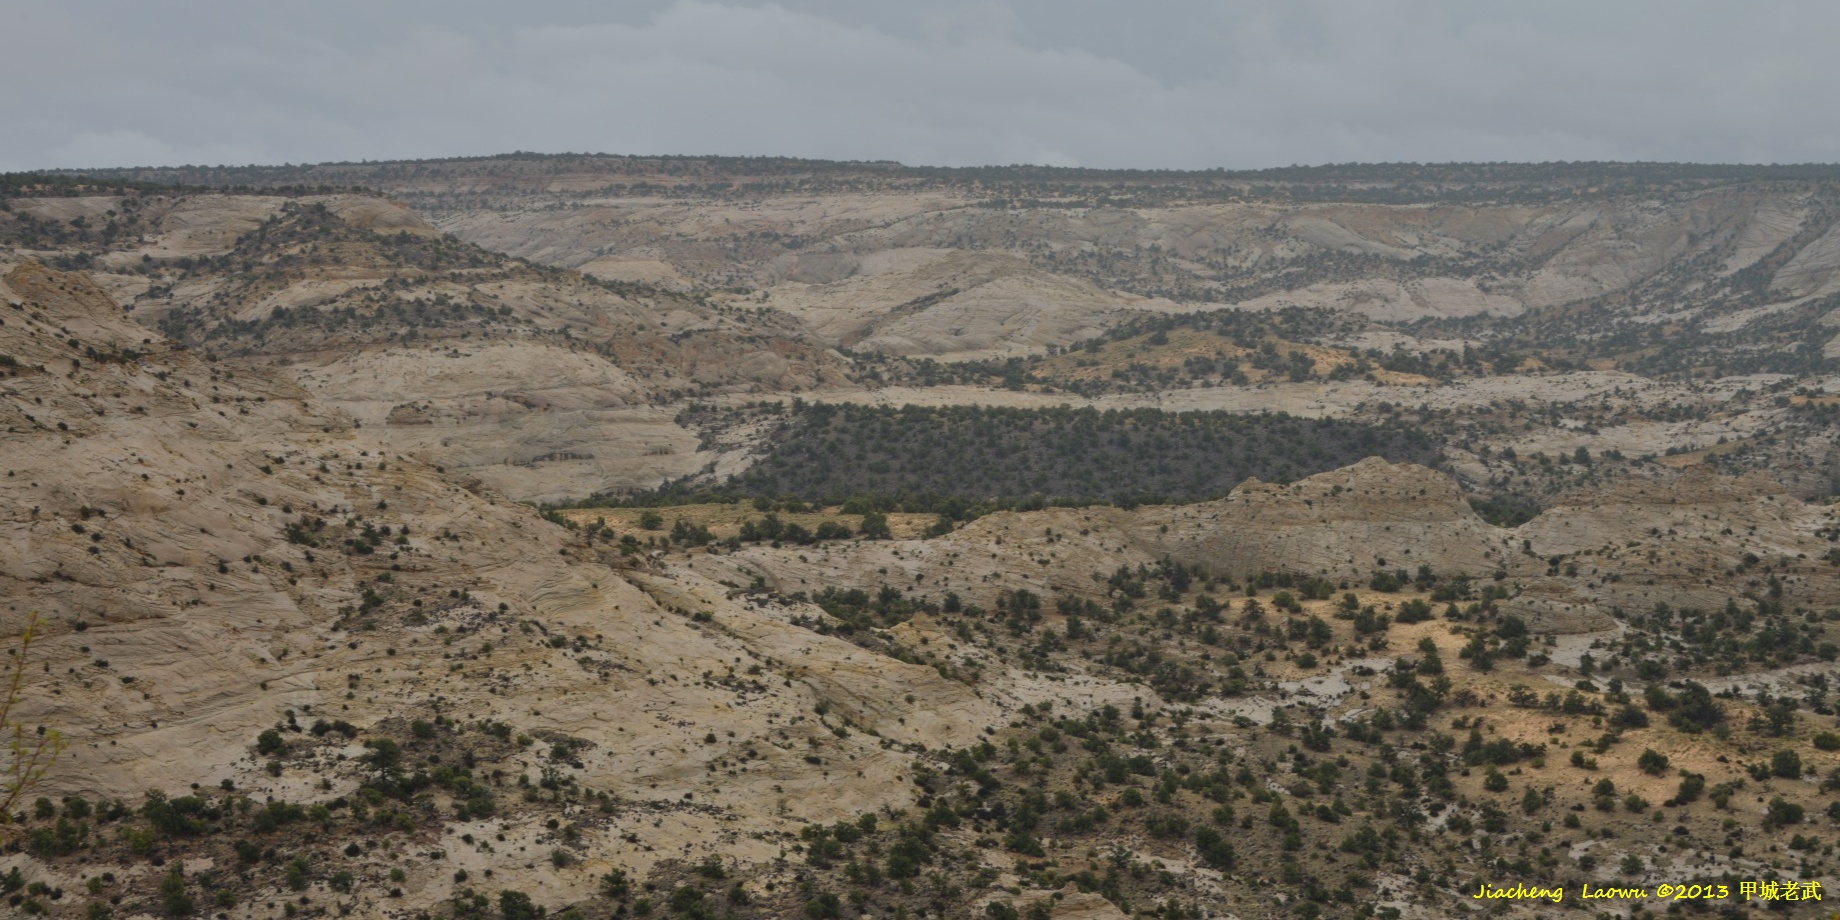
<box><xmin>6</xmin><ymin>0</ymin><xmax>1838</xmax><ymax>172</ymax></box>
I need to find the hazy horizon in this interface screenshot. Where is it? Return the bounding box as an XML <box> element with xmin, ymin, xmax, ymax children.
<box><xmin>8</xmin><ymin>1</ymin><xmax>1840</xmax><ymax>173</ymax></box>
<box><xmin>30</xmin><ymin>152</ymin><xmax>1840</xmax><ymax>174</ymax></box>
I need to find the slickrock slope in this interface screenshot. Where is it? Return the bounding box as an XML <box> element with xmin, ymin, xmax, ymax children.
<box><xmin>684</xmin><ymin>503</ymin><xmax>1156</xmax><ymax>610</ymax></box>
<box><xmin>688</xmin><ymin>455</ymin><xmax>1840</xmax><ymax>643</ymax></box>
<box><xmin>25</xmin><ymin>169</ymin><xmax>1840</xmax><ymax>519</ymax></box>
<box><xmin>689</xmin><ymin>460</ymin><xmax>1504</xmax><ymax>612</ymax></box>
<box><xmin>1514</xmin><ymin>465</ymin><xmax>1840</xmax><ymax>613</ymax></box>
<box><xmin>72</xmin><ymin>157</ymin><xmax>1840</xmax><ymax>359</ymax></box>
<box><xmin>7</xmin><ymin>190</ymin><xmax>855</xmax><ymax>502</ymax></box>
<box><xmin>12</xmin><ymin>159</ymin><xmax>1840</xmax><ymax>920</ymax></box>
<box><xmin>415</xmin><ymin>185</ymin><xmax>1840</xmax><ymax>357</ymax></box>
<box><xmin>6</xmin><ymin>269</ymin><xmax>1840</xmax><ymax>916</ymax></box>
<box><xmin>0</xmin><ymin>265</ymin><xmax>994</xmax><ymax>914</ymax></box>
<box><xmin>1144</xmin><ymin>458</ymin><xmax>1505</xmax><ymax>578</ymax></box>
<box><xmin>765</xmin><ymin>249</ymin><xmax>1176</xmax><ymax>358</ymax></box>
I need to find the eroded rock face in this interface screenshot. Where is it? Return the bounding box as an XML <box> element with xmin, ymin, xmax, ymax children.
<box><xmin>10</xmin><ymin>262</ymin><xmax>1840</xmax><ymax>916</ymax></box>
<box><xmin>990</xmin><ymin>887</ymin><xmax>1130</xmax><ymax>920</ymax></box>
<box><xmin>689</xmin><ymin>460</ymin><xmax>1508</xmax><ymax>613</ymax></box>
<box><xmin>688</xmin><ymin>502</ymin><xmax>1156</xmax><ymax>615</ymax></box>
<box><xmin>15</xmin><ymin>189</ymin><xmax>856</xmax><ymax>502</ymax></box>
<box><xmin>18</xmin><ymin>161</ymin><xmax>1840</xmax><ymax>917</ymax></box>
<box><xmin>689</xmin><ymin>454</ymin><xmax>1840</xmax><ymax>644</ymax></box>
<box><xmin>79</xmin><ymin>158</ymin><xmax>1840</xmax><ymax>361</ymax></box>
<box><xmin>1513</xmin><ymin>465</ymin><xmax>1840</xmax><ymax>614</ymax></box>
<box><xmin>1495</xmin><ymin>581</ymin><xmax>1619</xmax><ymax>634</ymax></box>
<box><xmin>1146</xmin><ymin>458</ymin><xmax>1505</xmax><ymax>579</ymax></box>
<box><xmin>343</xmin><ymin>169</ymin><xmax>1840</xmax><ymax>359</ymax></box>
<box><xmin>765</xmin><ymin>249</ymin><xmax>1164</xmax><ymax>357</ymax></box>
<box><xmin>5</xmin><ymin>261</ymin><xmax>145</xmax><ymax>343</ymax></box>
<box><xmin>0</xmin><ymin>267</ymin><xmax>996</xmax><ymax>905</ymax></box>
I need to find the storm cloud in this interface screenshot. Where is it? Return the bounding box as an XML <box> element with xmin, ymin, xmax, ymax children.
<box><xmin>4</xmin><ymin>0</ymin><xmax>1837</xmax><ymax>170</ymax></box>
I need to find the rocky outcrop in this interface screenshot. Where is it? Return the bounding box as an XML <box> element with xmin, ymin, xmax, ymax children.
<box><xmin>1496</xmin><ymin>581</ymin><xmax>1618</xmax><ymax>633</ymax></box>
<box><xmin>0</xmin><ymin>271</ymin><xmax>997</xmax><ymax>904</ymax></box>
<box><xmin>1515</xmin><ymin>465</ymin><xmax>1840</xmax><ymax>614</ymax></box>
<box><xmin>13</xmin><ymin>188</ymin><xmax>855</xmax><ymax>502</ymax></box>
<box><xmin>693</xmin><ymin>455</ymin><xmax>1840</xmax><ymax>642</ymax></box>
<box><xmin>1145</xmin><ymin>458</ymin><xmax>1507</xmax><ymax>579</ymax></box>
<box><xmin>5</xmin><ymin>261</ymin><xmax>145</xmax><ymax>346</ymax></box>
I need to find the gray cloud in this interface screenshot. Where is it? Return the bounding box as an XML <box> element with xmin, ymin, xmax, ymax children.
<box><xmin>5</xmin><ymin>0</ymin><xmax>1838</xmax><ymax>171</ymax></box>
